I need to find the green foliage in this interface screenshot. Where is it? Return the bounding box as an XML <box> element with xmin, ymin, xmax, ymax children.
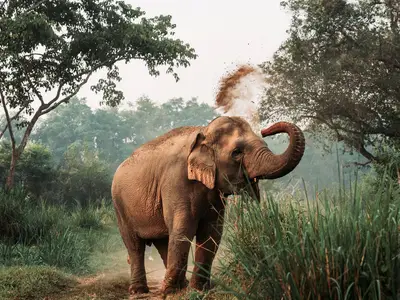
<box><xmin>33</xmin><ymin>96</ymin><xmax>219</xmax><ymax>166</ymax></box>
<box><xmin>31</xmin><ymin>97</ymin><xmax>96</xmax><ymax>162</ymax></box>
<box><xmin>38</xmin><ymin>228</ymin><xmax>91</xmax><ymax>274</ymax></box>
<box><xmin>0</xmin><ymin>186</ymin><xmax>116</xmax><ymax>275</ymax></box>
<box><xmin>71</xmin><ymin>203</ymin><xmax>109</xmax><ymax>230</ymax></box>
<box><xmin>0</xmin><ymin>141</ymin><xmax>55</xmax><ymax>196</ymax></box>
<box><xmin>0</xmin><ymin>0</ymin><xmax>196</xmax><ymax>112</ymax></box>
<box><xmin>215</xmin><ymin>174</ymin><xmax>400</xmax><ymax>299</ymax></box>
<box><xmin>0</xmin><ymin>140</ymin><xmax>112</xmax><ymax>207</ymax></box>
<box><xmin>55</xmin><ymin>143</ymin><xmax>112</xmax><ymax>207</ymax></box>
<box><xmin>0</xmin><ymin>0</ymin><xmax>196</xmax><ymax>189</ymax></box>
<box><xmin>260</xmin><ymin>0</ymin><xmax>400</xmax><ymax>164</ymax></box>
<box><xmin>0</xmin><ymin>188</ymin><xmax>62</xmax><ymax>245</ymax></box>
<box><xmin>0</xmin><ymin>266</ymin><xmax>77</xmax><ymax>300</ymax></box>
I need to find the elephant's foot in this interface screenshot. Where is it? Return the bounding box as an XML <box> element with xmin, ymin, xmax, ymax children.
<box><xmin>189</xmin><ymin>278</ymin><xmax>215</xmax><ymax>291</ymax></box>
<box><xmin>129</xmin><ymin>282</ymin><xmax>149</xmax><ymax>295</ymax></box>
<box><xmin>160</xmin><ymin>278</ymin><xmax>189</xmax><ymax>295</ymax></box>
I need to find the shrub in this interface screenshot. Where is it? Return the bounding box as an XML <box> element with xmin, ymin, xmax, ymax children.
<box><xmin>71</xmin><ymin>203</ymin><xmax>105</xmax><ymax>230</ymax></box>
<box><xmin>215</xmin><ymin>177</ymin><xmax>400</xmax><ymax>299</ymax></box>
<box><xmin>54</xmin><ymin>143</ymin><xmax>112</xmax><ymax>207</ymax></box>
<box><xmin>0</xmin><ymin>243</ymin><xmax>41</xmax><ymax>266</ymax></box>
<box><xmin>38</xmin><ymin>228</ymin><xmax>91</xmax><ymax>274</ymax></box>
<box><xmin>0</xmin><ymin>188</ymin><xmax>63</xmax><ymax>245</ymax></box>
<box><xmin>0</xmin><ymin>142</ymin><xmax>55</xmax><ymax>197</ymax></box>
<box><xmin>0</xmin><ymin>187</ymin><xmax>113</xmax><ymax>275</ymax></box>
<box><xmin>0</xmin><ymin>141</ymin><xmax>113</xmax><ymax>208</ymax></box>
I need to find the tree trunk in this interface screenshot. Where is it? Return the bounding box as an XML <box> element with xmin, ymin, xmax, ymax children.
<box><xmin>4</xmin><ymin>111</ymin><xmax>41</xmax><ymax>191</ymax></box>
<box><xmin>397</xmin><ymin>168</ymin><xmax>400</xmax><ymax>186</ymax></box>
<box><xmin>5</xmin><ymin>149</ymin><xmax>19</xmax><ymax>191</ymax></box>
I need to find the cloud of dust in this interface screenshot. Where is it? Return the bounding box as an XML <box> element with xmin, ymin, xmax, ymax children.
<box><xmin>214</xmin><ymin>64</ymin><xmax>267</xmax><ymax>132</ymax></box>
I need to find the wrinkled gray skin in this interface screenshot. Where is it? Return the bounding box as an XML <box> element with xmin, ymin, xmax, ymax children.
<box><xmin>111</xmin><ymin>116</ymin><xmax>305</xmax><ymax>296</ymax></box>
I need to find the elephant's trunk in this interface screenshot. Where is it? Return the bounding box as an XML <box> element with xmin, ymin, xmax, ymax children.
<box><xmin>249</xmin><ymin>122</ymin><xmax>305</xmax><ymax>180</ymax></box>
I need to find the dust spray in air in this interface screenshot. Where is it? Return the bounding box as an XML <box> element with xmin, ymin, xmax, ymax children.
<box><xmin>214</xmin><ymin>64</ymin><xmax>268</xmax><ymax>132</ymax></box>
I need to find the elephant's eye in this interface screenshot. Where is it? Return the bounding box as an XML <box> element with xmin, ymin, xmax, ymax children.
<box><xmin>231</xmin><ymin>148</ymin><xmax>243</xmax><ymax>159</ymax></box>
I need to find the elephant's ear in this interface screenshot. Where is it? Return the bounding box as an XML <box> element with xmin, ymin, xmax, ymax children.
<box><xmin>187</xmin><ymin>132</ymin><xmax>216</xmax><ymax>189</ymax></box>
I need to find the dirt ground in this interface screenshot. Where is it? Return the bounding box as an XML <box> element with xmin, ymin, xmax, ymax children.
<box><xmin>46</xmin><ymin>246</ymin><xmax>195</xmax><ymax>300</ymax></box>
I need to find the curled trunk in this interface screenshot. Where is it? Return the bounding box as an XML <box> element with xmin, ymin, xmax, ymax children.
<box><xmin>252</xmin><ymin>122</ymin><xmax>305</xmax><ymax>180</ymax></box>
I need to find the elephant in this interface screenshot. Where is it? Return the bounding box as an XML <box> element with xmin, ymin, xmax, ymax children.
<box><xmin>111</xmin><ymin>116</ymin><xmax>305</xmax><ymax>296</ymax></box>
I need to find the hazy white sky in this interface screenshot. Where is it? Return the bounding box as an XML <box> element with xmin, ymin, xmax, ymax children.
<box><xmin>78</xmin><ymin>0</ymin><xmax>292</xmax><ymax>109</ymax></box>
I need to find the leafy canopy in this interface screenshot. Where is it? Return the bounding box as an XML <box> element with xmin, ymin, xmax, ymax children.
<box><xmin>260</xmin><ymin>0</ymin><xmax>400</xmax><ymax>162</ymax></box>
<box><xmin>32</xmin><ymin>96</ymin><xmax>219</xmax><ymax>165</ymax></box>
<box><xmin>0</xmin><ymin>0</ymin><xmax>197</xmax><ymax>151</ymax></box>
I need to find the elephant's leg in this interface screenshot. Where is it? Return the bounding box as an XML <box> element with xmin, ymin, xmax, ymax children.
<box><xmin>190</xmin><ymin>207</ymin><xmax>225</xmax><ymax>291</ymax></box>
<box><xmin>127</xmin><ymin>236</ymin><xmax>149</xmax><ymax>294</ymax></box>
<box><xmin>153</xmin><ymin>237</ymin><xmax>190</xmax><ymax>288</ymax></box>
<box><xmin>161</xmin><ymin>215</ymin><xmax>196</xmax><ymax>295</ymax></box>
<box><xmin>113</xmin><ymin>206</ymin><xmax>149</xmax><ymax>294</ymax></box>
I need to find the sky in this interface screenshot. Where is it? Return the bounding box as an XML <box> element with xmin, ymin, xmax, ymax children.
<box><xmin>78</xmin><ymin>0</ymin><xmax>292</xmax><ymax>110</ymax></box>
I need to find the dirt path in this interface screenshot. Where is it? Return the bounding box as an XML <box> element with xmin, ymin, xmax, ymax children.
<box><xmin>48</xmin><ymin>247</ymin><xmax>194</xmax><ymax>300</ymax></box>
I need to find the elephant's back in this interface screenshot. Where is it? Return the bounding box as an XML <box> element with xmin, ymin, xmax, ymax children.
<box><xmin>138</xmin><ymin>125</ymin><xmax>202</xmax><ymax>151</ymax></box>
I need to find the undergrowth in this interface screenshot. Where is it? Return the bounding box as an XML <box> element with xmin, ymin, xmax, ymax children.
<box><xmin>214</xmin><ymin>170</ymin><xmax>400</xmax><ymax>299</ymax></box>
<box><xmin>0</xmin><ymin>188</ymin><xmax>116</xmax><ymax>275</ymax></box>
<box><xmin>0</xmin><ymin>266</ymin><xmax>77</xmax><ymax>299</ymax></box>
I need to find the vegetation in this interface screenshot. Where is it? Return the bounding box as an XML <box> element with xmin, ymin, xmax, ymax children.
<box><xmin>0</xmin><ymin>0</ymin><xmax>197</xmax><ymax>189</ymax></box>
<box><xmin>0</xmin><ymin>266</ymin><xmax>76</xmax><ymax>299</ymax></box>
<box><xmin>31</xmin><ymin>96</ymin><xmax>218</xmax><ymax>167</ymax></box>
<box><xmin>211</xmin><ymin>169</ymin><xmax>400</xmax><ymax>299</ymax></box>
<box><xmin>1</xmin><ymin>95</ymin><xmax>396</xmax><ymax>299</ymax></box>
<box><xmin>0</xmin><ymin>0</ymin><xmax>398</xmax><ymax>299</ymax></box>
<box><xmin>260</xmin><ymin>0</ymin><xmax>399</xmax><ymax>180</ymax></box>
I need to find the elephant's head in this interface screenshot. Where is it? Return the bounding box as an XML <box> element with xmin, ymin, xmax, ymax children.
<box><xmin>187</xmin><ymin>116</ymin><xmax>305</xmax><ymax>195</ymax></box>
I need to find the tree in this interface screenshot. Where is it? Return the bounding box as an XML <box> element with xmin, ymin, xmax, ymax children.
<box><xmin>0</xmin><ymin>141</ymin><xmax>55</xmax><ymax>197</ymax></box>
<box><xmin>32</xmin><ymin>97</ymin><xmax>95</xmax><ymax>160</ymax></box>
<box><xmin>33</xmin><ymin>96</ymin><xmax>219</xmax><ymax>169</ymax></box>
<box><xmin>260</xmin><ymin>0</ymin><xmax>400</xmax><ymax>176</ymax></box>
<box><xmin>0</xmin><ymin>0</ymin><xmax>197</xmax><ymax>189</ymax></box>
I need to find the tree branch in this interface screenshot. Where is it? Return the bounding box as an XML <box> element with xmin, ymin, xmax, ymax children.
<box><xmin>0</xmin><ymin>106</ymin><xmax>24</xmax><ymax>139</ymax></box>
<box><xmin>17</xmin><ymin>59</ymin><xmax>117</xmax><ymax>156</ymax></box>
<box><xmin>378</xmin><ymin>58</ymin><xmax>400</xmax><ymax>70</ymax></box>
<box><xmin>41</xmin><ymin>71</ymin><xmax>94</xmax><ymax>115</ymax></box>
<box><xmin>6</xmin><ymin>0</ymin><xmax>48</xmax><ymax>17</ymax></box>
<box><xmin>0</xmin><ymin>0</ymin><xmax>8</xmax><ymax>14</ymax></box>
<box><xmin>44</xmin><ymin>58</ymin><xmax>119</xmax><ymax>109</ymax></box>
<box><xmin>16</xmin><ymin>56</ymin><xmax>45</xmax><ymax>105</ymax></box>
<box><xmin>357</xmin><ymin>143</ymin><xmax>379</xmax><ymax>162</ymax></box>
<box><xmin>343</xmin><ymin>160</ymin><xmax>372</xmax><ymax>168</ymax></box>
<box><xmin>15</xmin><ymin>70</ymin><xmax>93</xmax><ymax>155</ymax></box>
<box><xmin>0</xmin><ymin>87</ymin><xmax>16</xmax><ymax>151</ymax></box>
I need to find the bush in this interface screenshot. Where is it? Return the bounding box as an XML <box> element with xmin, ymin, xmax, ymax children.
<box><xmin>38</xmin><ymin>228</ymin><xmax>91</xmax><ymax>274</ymax></box>
<box><xmin>0</xmin><ymin>188</ymin><xmax>63</xmax><ymax>245</ymax></box>
<box><xmin>0</xmin><ymin>186</ymin><xmax>116</xmax><ymax>275</ymax></box>
<box><xmin>215</xmin><ymin>177</ymin><xmax>400</xmax><ymax>299</ymax></box>
<box><xmin>0</xmin><ymin>141</ymin><xmax>112</xmax><ymax>208</ymax></box>
<box><xmin>0</xmin><ymin>142</ymin><xmax>55</xmax><ymax>197</ymax></box>
<box><xmin>54</xmin><ymin>143</ymin><xmax>112</xmax><ymax>207</ymax></box>
<box><xmin>71</xmin><ymin>203</ymin><xmax>106</xmax><ymax>230</ymax></box>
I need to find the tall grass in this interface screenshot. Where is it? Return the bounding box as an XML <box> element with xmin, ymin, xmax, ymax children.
<box><xmin>214</xmin><ymin>171</ymin><xmax>400</xmax><ymax>299</ymax></box>
<box><xmin>0</xmin><ymin>188</ymin><xmax>117</xmax><ymax>275</ymax></box>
